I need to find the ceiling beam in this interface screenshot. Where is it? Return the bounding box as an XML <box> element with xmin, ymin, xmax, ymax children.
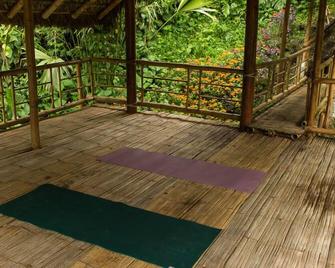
<box><xmin>7</xmin><ymin>0</ymin><xmax>23</xmax><ymax>19</ymax></box>
<box><xmin>42</xmin><ymin>0</ymin><xmax>65</xmax><ymax>19</ymax></box>
<box><xmin>98</xmin><ymin>0</ymin><xmax>121</xmax><ymax>20</ymax></box>
<box><xmin>72</xmin><ymin>0</ymin><xmax>97</xmax><ymax>19</ymax></box>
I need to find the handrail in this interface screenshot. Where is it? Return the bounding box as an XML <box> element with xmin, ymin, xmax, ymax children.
<box><xmin>137</xmin><ymin>59</ymin><xmax>244</xmax><ymax>74</ymax></box>
<box><xmin>256</xmin><ymin>44</ymin><xmax>313</xmax><ymax>68</ymax></box>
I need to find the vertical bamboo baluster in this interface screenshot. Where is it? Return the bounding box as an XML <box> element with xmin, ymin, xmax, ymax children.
<box><xmin>270</xmin><ymin>64</ymin><xmax>276</xmax><ymax>99</ymax></box>
<box><xmin>266</xmin><ymin>65</ymin><xmax>273</xmax><ymax>101</ymax></box>
<box><xmin>140</xmin><ymin>64</ymin><xmax>144</xmax><ymax>104</ymax></box>
<box><xmin>76</xmin><ymin>62</ymin><xmax>84</xmax><ymax>108</ymax></box>
<box><xmin>10</xmin><ymin>75</ymin><xmax>17</xmax><ymax>120</ymax></box>
<box><xmin>185</xmin><ymin>68</ymin><xmax>190</xmax><ymax>109</ymax></box>
<box><xmin>296</xmin><ymin>54</ymin><xmax>302</xmax><ymax>85</ymax></box>
<box><xmin>50</xmin><ymin>68</ymin><xmax>55</xmax><ymax>108</ymax></box>
<box><xmin>89</xmin><ymin>59</ymin><xmax>95</xmax><ymax>96</ymax></box>
<box><xmin>0</xmin><ymin>77</ymin><xmax>6</xmax><ymax>124</ymax></box>
<box><xmin>57</xmin><ymin>66</ymin><xmax>63</xmax><ymax>106</ymax></box>
<box><xmin>198</xmin><ymin>70</ymin><xmax>202</xmax><ymax>110</ymax></box>
<box><xmin>284</xmin><ymin>59</ymin><xmax>291</xmax><ymax>93</ymax></box>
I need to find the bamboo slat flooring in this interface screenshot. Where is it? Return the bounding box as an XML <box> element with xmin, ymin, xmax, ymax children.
<box><xmin>0</xmin><ymin>107</ymin><xmax>334</xmax><ymax>267</ymax></box>
<box><xmin>251</xmin><ymin>86</ymin><xmax>307</xmax><ymax>136</ymax></box>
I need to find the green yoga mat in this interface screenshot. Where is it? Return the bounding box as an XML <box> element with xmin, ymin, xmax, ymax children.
<box><xmin>0</xmin><ymin>184</ymin><xmax>220</xmax><ymax>268</ymax></box>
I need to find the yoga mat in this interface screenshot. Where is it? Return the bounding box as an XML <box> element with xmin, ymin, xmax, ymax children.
<box><xmin>0</xmin><ymin>184</ymin><xmax>220</xmax><ymax>268</ymax></box>
<box><xmin>98</xmin><ymin>147</ymin><xmax>265</xmax><ymax>193</ymax></box>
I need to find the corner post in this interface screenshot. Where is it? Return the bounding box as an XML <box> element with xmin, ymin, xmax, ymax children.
<box><xmin>23</xmin><ymin>0</ymin><xmax>41</xmax><ymax>149</ymax></box>
<box><xmin>307</xmin><ymin>0</ymin><xmax>327</xmax><ymax>127</ymax></box>
<box><xmin>240</xmin><ymin>0</ymin><xmax>259</xmax><ymax>130</ymax></box>
<box><xmin>125</xmin><ymin>0</ymin><xmax>137</xmax><ymax>113</ymax></box>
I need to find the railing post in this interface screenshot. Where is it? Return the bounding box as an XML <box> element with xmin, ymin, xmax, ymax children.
<box><xmin>240</xmin><ymin>0</ymin><xmax>259</xmax><ymax>130</ymax></box>
<box><xmin>76</xmin><ymin>62</ymin><xmax>84</xmax><ymax>108</ymax></box>
<box><xmin>308</xmin><ymin>0</ymin><xmax>327</xmax><ymax>127</ymax></box>
<box><xmin>125</xmin><ymin>0</ymin><xmax>137</xmax><ymax>113</ymax></box>
<box><xmin>23</xmin><ymin>0</ymin><xmax>41</xmax><ymax>149</ymax></box>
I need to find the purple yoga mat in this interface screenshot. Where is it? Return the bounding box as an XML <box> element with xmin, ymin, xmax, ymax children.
<box><xmin>98</xmin><ymin>147</ymin><xmax>265</xmax><ymax>193</ymax></box>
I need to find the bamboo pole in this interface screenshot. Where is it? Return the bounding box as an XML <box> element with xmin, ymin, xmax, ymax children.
<box><xmin>23</xmin><ymin>0</ymin><xmax>41</xmax><ymax>149</ymax></box>
<box><xmin>323</xmin><ymin>56</ymin><xmax>335</xmax><ymax>128</ymax></box>
<box><xmin>42</xmin><ymin>0</ymin><xmax>65</xmax><ymax>19</ymax></box>
<box><xmin>98</xmin><ymin>0</ymin><xmax>122</xmax><ymax>20</ymax></box>
<box><xmin>240</xmin><ymin>0</ymin><xmax>259</xmax><ymax>130</ymax></box>
<box><xmin>279</xmin><ymin>0</ymin><xmax>291</xmax><ymax>59</ymax></box>
<box><xmin>7</xmin><ymin>0</ymin><xmax>23</xmax><ymax>19</ymax></box>
<box><xmin>307</xmin><ymin>0</ymin><xmax>327</xmax><ymax>127</ymax></box>
<box><xmin>72</xmin><ymin>0</ymin><xmax>97</xmax><ymax>19</ymax></box>
<box><xmin>303</xmin><ymin>0</ymin><xmax>315</xmax><ymax>61</ymax></box>
<box><xmin>76</xmin><ymin>63</ymin><xmax>84</xmax><ymax>108</ymax></box>
<box><xmin>125</xmin><ymin>0</ymin><xmax>137</xmax><ymax>113</ymax></box>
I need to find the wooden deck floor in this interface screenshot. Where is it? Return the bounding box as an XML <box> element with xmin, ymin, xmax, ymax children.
<box><xmin>251</xmin><ymin>86</ymin><xmax>307</xmax><ymax>137</ymax></box>
<box><xmin>0</xmin><ymin>107</ymin><xmax>334</xmax><ymax>267</ymax></box>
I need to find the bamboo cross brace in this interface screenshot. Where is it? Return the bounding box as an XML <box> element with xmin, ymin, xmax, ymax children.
<box><xmin>98</xmin><ymin>0</ymin><xmax>122</xmax><ymax>20</ymax></box>
<box><xmin>72</xmin><ymin>0</ymin><xmax>98</xmax><ymax>19</ymax></box>
<box><xmin>42</xmin><ymin>0</ymin><xmax>65</xmax><ymax>19</ymax></box>
<box><xmin>7</xmin><ymin>0</ymin><xmax>23</xmax><ymax>19</ymax></box>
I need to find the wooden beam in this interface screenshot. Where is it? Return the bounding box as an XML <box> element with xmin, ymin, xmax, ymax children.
<box><xmin>7</xmin><ymin>0</ymin><xmax>23</xmax><ymax>19</ymax></box>
<box><xmin>98</xmin><ymin>0</ymin><xmax>122</xmax><ymax>20</ymax></box>
<box><xmin>125</xmin><ymin>0</ymin><xmax>137</xmax><ymax>113</ymax></box>
<box><xmin>307</xmin><ymin>0</ymin><xmax>327</xmax><ymax>127</ymax></box>
<box><xmin>240</xmin><ymin>0</ymin><xmax>259</xmax><ymax>130</ymax></box>
<box><xmin>23</xmin><ymin>0</ymin><xmax>41</xmax><ymax>149</ymax></box>
<box><xmin>42</xmin><ymin>0</ymin><xmax>65</xmax><ymax>19</ymax></box>
<box><xmin>279</xmin><ymin>0</ymin><xmax>291</xmax><ymax>59</ymax></box>
<box><xmin>72</xmin><ymin>0</ymin><xmax>97</xmax><ymax>19</ymax></box>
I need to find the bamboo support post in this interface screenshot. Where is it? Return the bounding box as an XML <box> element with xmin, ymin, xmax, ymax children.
<box><xmin>308</xmin><ymin>0</ymin><xmax>327</xmax><ymax>127</ymax></box>
<box><xmin>280</xmin><ymin>0</ymin><xmax>291</xmax><ymax>60</ymax></box>
<box><xmin>303</xmin><ymin>0</ymin><xmax>315</xmax><ymax>61</ymax></box>
<box><xmin>240</xmin><ymin>0</ymin><xmax>259</xmax><ymax>130</ymax></box>
<box><xmin>24</xmin><ymin>0</ymin><xmax>41</xmax><ymax>149</ymax></box>
<box><xmin>125</xmin><ymin>0</ymin><xmax>137</xmax><ymax>113</ymax></box>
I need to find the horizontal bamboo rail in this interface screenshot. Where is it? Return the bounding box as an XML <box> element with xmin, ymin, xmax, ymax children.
<box><xmin>0</xmin><ymin>54</ymin><xmax>333</xmax><ymax>136</ymax></box>
<box><xmin>254</xmin><ymin>45</ymin><xmax>314</xmax><ymax>113</ymax></box>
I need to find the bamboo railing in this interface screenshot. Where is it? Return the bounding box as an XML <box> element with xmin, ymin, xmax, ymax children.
<box><xmin>0</xmin><ymin>59</ymin><xmax>92</xmax><ymax>129</ymax></box>
<box><xmin>0</xmin><ymin>58</ymin><xmax>243</xmax><ymax>129</ymax></box>
<box><xmin>1</xmin><ymin>52</ymin><xmax>333</xmax><ymax>136</ymax></box>
<box><xmin>306</xmin><ymin>56</ymin><xmax>335</xmax><ymax>135</ymax></box>
<box><xmin>254</xmin><ymin>45</ymin><xmax>314</xmax><ymax>113</ymax></box>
